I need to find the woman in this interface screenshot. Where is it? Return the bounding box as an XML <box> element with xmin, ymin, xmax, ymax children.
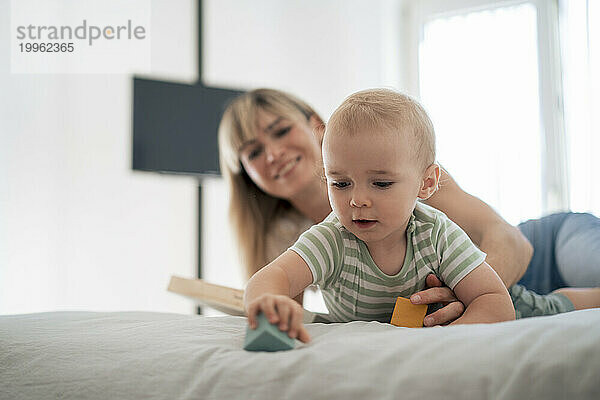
<box><xmin>218</xmin><ymin>88</ymin><xmax>600</xmax><ymax>325</ymax></box>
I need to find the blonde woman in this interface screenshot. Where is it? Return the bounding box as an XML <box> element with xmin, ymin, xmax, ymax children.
<box><xmin>218</xmin><ymin>88</ymin><xmax>600</xmax><ymax>326</ymax></box>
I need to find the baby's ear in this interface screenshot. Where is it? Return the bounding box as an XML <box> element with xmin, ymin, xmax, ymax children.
<box><xmin>418</xmin><ymin>163</ymin><xmax>441</xmax><ymax>200</ymax></box>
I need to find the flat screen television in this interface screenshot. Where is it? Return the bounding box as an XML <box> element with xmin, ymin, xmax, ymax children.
<box><xmin>132</xmin><ymin>77</ymin><xmax>244</xmax><ymax>176</ymax></box>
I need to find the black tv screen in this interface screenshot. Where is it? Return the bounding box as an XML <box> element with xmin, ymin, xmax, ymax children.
<box><xmin>132</xmin><ymin>77</ymin><xmax>244</xmax><ymax>176</ymax></box>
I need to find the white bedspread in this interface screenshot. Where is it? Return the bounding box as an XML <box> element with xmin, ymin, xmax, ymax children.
<box><xmin>1</xmin><ymin>310</ymin><xmax>599</xmax><ymax>399</ymax></box>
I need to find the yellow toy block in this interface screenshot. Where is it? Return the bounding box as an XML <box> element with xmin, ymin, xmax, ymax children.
<box><xmin>390</xmin><ymin>296</ymin><xmax>428</xmax><ymax>328</ymax></box>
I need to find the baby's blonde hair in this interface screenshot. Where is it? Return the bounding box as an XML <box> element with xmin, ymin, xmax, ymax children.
<box><xmin>325</xmin><ymin>88</ymin><xmax>436</xmax><ymax>171</ymax></box>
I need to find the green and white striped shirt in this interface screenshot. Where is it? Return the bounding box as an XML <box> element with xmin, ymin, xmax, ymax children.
<box><xmin>290</xmin><ymin>202</ymin><xmax>486</xmax><ymax>323</ymax></box>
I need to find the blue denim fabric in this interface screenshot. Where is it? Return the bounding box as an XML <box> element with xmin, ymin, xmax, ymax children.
<box><xmin>518</xmin><ymin>212</ymin><xmax>600</xmax><ymax>294</ymax></box>
<box><xmin>555</xmin><ymin>212</ymin><xmax>600</xmax><ymax>288</ymax></box>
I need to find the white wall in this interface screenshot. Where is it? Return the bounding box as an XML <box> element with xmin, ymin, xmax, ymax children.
<box><xmin>0</xmin><ymin>0</ymin><xmax>199</xmax><ymax>314</ymax></box>
<box><xmin>204</xmin><ymin>0</ymin><xmax>405</xmax><ymax>116</ymax></box>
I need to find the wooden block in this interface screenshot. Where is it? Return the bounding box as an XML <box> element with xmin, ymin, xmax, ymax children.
<box><xmin>244</xmin><ymin>313</ymin><xmax>295</xmax><ymax>352</ymax></box>
<box><xmin>390</xmin><ymin>296</ymin><xmax>428</xmax><ymax>328</ymax></box>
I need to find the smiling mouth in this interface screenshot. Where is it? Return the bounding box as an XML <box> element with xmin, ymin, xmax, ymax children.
<box><xmin>274</xmin><ymin>156</ymin><xmax>301</xmax><ymax>179</ymax></box>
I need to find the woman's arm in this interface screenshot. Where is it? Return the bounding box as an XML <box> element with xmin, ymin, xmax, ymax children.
<box><xmin>410</xmin><ymin>274</ymin><xmax>465</xmax><ymax>326</ymax></box>
<box><xmin>450</xmin><ymin>262</ymin><xmax>515</xmax><ymax>325</ymax></box>
<box><xmin>424</xmin><ymin>167</ymin><xmax>533</xmax><ymax>287</ymax></box>
<box><xmin>244</xmin><ymin>250</ymin><xmax>313</xmax><ymax>343</ymax></box>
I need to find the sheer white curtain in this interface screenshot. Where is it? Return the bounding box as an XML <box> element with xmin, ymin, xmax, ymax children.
<box><xmin>560</xmin><ymin>0</ymin><xmax>600</xmax><ymax>215</ymax></box>
<box><xmin>418</xmin><ymin>2</ymin><xmax>544</xmax><ymax>225</ymax></box>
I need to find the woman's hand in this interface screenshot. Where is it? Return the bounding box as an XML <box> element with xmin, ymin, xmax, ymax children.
<box><xmin>410</xmin><ymin>274</ymin><xmax>465</xmax><ymax>326</ymax></box>
<box><xmin>246</xmin><ymin>293</ymin><xmax>311</xmax><ymax>343</ymax></box>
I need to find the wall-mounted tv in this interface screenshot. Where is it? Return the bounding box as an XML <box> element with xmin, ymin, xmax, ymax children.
<box><xmin>132</xmin><ymin>77</ymin><xmax>244</xmax><ymax>176</ymax></box>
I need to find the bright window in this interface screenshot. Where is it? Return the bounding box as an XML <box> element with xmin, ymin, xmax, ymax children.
<box><xmin>415</xmin><ymin>0</ymin><xmax>562</xmax><ymax>225</ymax></box>
<box><xmin>560</xmin><ymin>0</ymin><xmax>600</xmax><ymax>215</ymax></box>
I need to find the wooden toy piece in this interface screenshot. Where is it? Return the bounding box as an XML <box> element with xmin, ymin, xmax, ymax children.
<box><xmin>244</xmin><ymin>313</ymin><xmax>295</xmax><ymax>352</ymax></box>
<box><xmin>390</xmin><ymin>296</ymin><xmax>428</xmax><ymax>328</ymax></box>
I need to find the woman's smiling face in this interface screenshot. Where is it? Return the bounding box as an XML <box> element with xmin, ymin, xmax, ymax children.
<box><xmin>238</xmin><ymin>109</ymin><xmax>323</xmax><ymax>200</ymax></box>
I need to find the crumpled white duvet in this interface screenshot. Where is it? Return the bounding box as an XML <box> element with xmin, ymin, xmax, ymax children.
<box><xmin>1</xmin><ymin>309</ymin><xmax>599</xmax><ymax>400</ymax></box>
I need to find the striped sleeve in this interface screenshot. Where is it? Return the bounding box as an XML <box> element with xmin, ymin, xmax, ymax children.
<box><xmin>288</xmin><ymin>222</ymin><xmax>344</xmax><ymax>288</ymax></box>
<box><xmin>432</xmin><ymin>214</ymin><xmax>487</xmax><ymax>289</ymax></box>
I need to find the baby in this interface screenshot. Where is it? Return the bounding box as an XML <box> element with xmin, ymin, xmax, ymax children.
<box><xmin>244</xmin><ymin>88</ymin><xmax>587</xmax><ymax>343</ymax></box>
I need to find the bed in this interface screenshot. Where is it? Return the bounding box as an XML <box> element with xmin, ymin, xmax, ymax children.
<box><xmin>1</xmin><ymin>309</ymin><xmax>599</xmax><ymax>399</ymax></box>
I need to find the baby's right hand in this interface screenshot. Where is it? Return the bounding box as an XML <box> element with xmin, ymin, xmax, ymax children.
<box><xmin>246</xmin><ymin>293</ymin><xmax>311</xmax><ymax>343</ymax></box>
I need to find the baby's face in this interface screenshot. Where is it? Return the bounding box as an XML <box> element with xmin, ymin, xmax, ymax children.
<box><xmin>322</xmin><ymin>130</ymin><xmax>423</xmax><ymax>247</ymax></box>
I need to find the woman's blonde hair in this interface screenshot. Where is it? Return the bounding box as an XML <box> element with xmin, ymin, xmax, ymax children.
<box><xmin>218</xmin><ymin>88</ymin><xmax>322</xmax><ymax>279</ymax></box>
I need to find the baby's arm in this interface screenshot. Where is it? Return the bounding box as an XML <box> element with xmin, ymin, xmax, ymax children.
<box><xmin>450</xmin><ymin>262</ymin><xmax>515</xmax><ymax>325</ymax></box>
<box><xmin>244</xmin><ymin>250</ymin><xmax>314</xmax><ymax>343</ymax></box>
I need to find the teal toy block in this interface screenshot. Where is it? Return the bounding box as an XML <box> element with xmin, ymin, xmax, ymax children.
<box><xmin>244</xmin><ymin>313</ymin><xmax>295</xmax><ymax>352</ymax></box>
